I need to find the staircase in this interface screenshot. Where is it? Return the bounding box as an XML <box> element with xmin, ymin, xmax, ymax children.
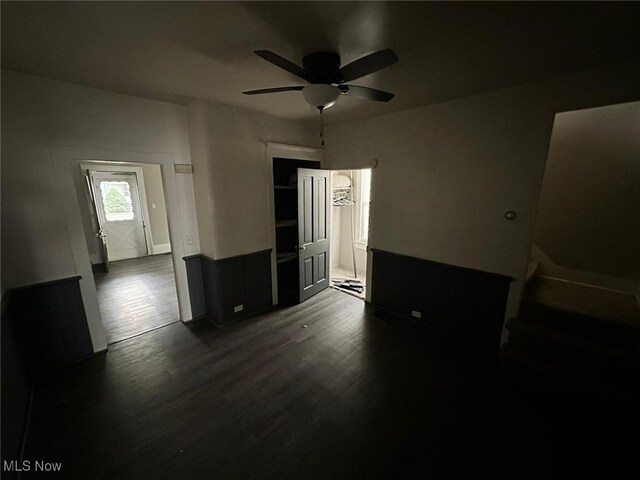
<box><xmin>501</xmin><ymin>278</ymin><xmax>640</xmax><ymax>429</ymax></box>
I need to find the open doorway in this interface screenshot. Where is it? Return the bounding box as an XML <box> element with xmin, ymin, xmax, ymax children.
<box><xmin>81</xmin><ymin>162</ymin><xmax>179</xmax><ymax>344</ymax></box>
<box><xmin>330</xmin><ymin>169</ymin><xmax>372</xmax><ymax>300</ymax></box>
<box><xmin>525</xmin><ymin>101</ymin><xmax>640</xmax><ymax>323</ymax></box>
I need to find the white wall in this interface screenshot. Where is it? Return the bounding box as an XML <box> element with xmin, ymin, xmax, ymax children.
<box><xmin>186</xmin><ymin>100</ymin><xmax>319</xmax><ymax>260</ymax></box>
<box><xmin>331</xmin><ymin>170</ymin><xmax>368</xmax><ymax>276</ymax></box>
<box><xmin>339</xmin><ymin>211</ymin><xmax>368</xmax><ymax>276</ymax></box>
<box><xmin>1</xmin><ymin>70</ymin><xmax>200</xmax><ymax>351</ymax></box>
<box><xmin>534</xmin><ymin>101</ymin><xmax>640</xmax><ymax>284</ymax></box>
<box><xmin>141</xmin><ymin>164</ymin><xmax>171</xmax><ymax>249</ymax></box>
<box><xmin>324</xmin><ymin>58</ymin><xmax>640</xmax><ymax>321</ymax></box>
<box><xmin>330</xmin><ymin>172</ymin><xmax>343</xmax><ymax>268</ymax></box>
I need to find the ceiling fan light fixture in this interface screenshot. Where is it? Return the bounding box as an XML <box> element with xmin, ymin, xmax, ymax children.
<box><xmin>302</xmin><ymin>84</ymin><xmax>340</xmax><ymax>112</ymax></box>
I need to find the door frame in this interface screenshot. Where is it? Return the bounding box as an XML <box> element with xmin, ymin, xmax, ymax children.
<box><xmin>265</xmin><ymin>143</ymin><xmax>323</xmax><ymax>305</ymax></box>
<box><xmin>52</xmin><ymin>147</ymin><xmax>197</xmax><ymax>353</ymax></box>
<box><xmin>325</xmin><ymin>159</ymin><xmax>378</xmax><ymax>303</ymax></box>
<box><xmin>328</xmin><ymin>167</ymin><xmax>374</xmax><ymax>301</ymax></box>
<box><xmin>81</xmin><ymin>164</ymin><xmax>154</xmax><ymax>259</ymax></box>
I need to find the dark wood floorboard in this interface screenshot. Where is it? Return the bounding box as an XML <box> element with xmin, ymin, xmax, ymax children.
<box><xmin>94</xmin><ymin>254</ymin><xmax>179</xmax><ymax>345</ymax></box>
<box><xmin>25</xmin><ymin>289</ymin><xmax>638</xmax><ymax>479</ymax></box>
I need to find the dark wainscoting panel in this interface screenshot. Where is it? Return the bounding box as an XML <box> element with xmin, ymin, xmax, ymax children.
<box><xmin>184</xmin><ymin>250</ymin><xmax>272</xmax><ymax>327</ymax></box>
<box><xmin>6</xmin><ymin>276</ymin><xmax>94</xmax><ymax>372</ymax></box>
<box><xmin>1</xmin><ymin>295</ymin><xmax>32</xmax><ymax>473</ymax></box>
<box><xmin>370</xmin><ymin>249</ymin><xmax>512</xmax><ymax>350</ymax></box>
<box><xmin>2</xmin><ymin>276</ymin><xmax>94</xmax><ymax>471</ymax></box>
<box><xmin>184</xmin><ymin>254</ymin><xmax>207</xmax><ymax>319</ymax></box>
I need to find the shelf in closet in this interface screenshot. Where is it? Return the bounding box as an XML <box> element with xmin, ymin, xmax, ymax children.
<box><xmin>275</xmin><ymin>219</ymin><xmax>297</xmax><ymax>228</ymax></box>
<box><xmin>274</xmin><ymin>185</ymin><xmax>296</xmax><ymax>190</ymax></box>
<box><xmin>276</xmin><ymin>252</ymin><xmax>298</xmax><ymax>264</ymax></box>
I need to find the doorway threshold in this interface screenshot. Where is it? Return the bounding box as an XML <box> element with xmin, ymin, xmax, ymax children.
<box><xmin>107</xmin><ymin>319</ymin><xmax>181</xmax><ymax>347</ymax></box>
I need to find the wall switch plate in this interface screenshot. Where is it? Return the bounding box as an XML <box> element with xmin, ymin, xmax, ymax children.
<box><xmin>411</xmin><ymin>310</ymin><xmax>422</xmax><ymax>319</ymax></box>
<box><xmin>234</xmin><ymin>304</ymin><xmax>244</xmax><ymax>313</ymax></box>
<box><xmin>185</xmin><ymin>234</ymin><xmax>193</xmax><ymax>245</ymax></box>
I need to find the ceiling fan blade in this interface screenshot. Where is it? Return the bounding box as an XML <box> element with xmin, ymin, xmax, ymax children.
<box><xmin>243</xmin><ymin>86</ymin><xmax>305</xmax><ymax>95</ymax></box>
<box><xmin>254</xmin><ymin>50</ymin><xmax>312</xmax><ymax>82</ymax></box>
<box><xmin>339</xmin><ymin>49</ymin><xmax>399</xmax><ymax>83</ymax></box>
<box><xmin>340</xmin><ymin>85</ymin><xmax>395</xmax><ymax>102</ymax></box>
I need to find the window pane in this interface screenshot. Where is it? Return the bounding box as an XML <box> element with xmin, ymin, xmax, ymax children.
<box><xmin>99</xmin><ymin>181</ymin><xmax>134</xmax><ymax>221</ymax></box>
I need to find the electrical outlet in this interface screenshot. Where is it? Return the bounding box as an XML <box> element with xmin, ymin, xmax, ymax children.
<box><xmin>185</xmin><ymin>234</ymin><xmax>193</xmax><ymax>245</ymax></box>
<box><xmin>234</xmin><ymin>304</ymin><xmax>244</xmax><ymax>313</ymax></box>
<box><xmin>411</xmin><ymin>310</ymin><xmax>422</xmax><ymax>319</ymax></box>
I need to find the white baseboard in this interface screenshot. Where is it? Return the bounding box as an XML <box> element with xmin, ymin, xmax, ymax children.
<box><xmin>152</xmin><ymin>243</ymin><xmax>172</xmax><ymax>255</ymax></box>
<box><xmin>89</xmin><ymin>253</ymin><xmax>102</xmax><ymax>265</ymax></box>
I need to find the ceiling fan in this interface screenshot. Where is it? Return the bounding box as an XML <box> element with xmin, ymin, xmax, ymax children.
<box><xmin>243</xmin><ymin>49</ymin><xmax>398</xmax><ymax>112</ymax></box>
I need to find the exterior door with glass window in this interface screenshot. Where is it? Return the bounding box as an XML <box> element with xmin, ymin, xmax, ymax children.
<box><xmin>90</xmin><ymin>171</ymin><xmax>148</xmax><ymax>262</ymax></box>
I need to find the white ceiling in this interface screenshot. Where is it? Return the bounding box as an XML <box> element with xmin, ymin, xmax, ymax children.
<box><xmin>2</xmin><ymin>1</ymin><xmax>640</xmax><ymax>124</ymax></box>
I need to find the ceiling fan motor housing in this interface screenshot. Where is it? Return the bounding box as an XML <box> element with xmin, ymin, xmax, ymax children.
<box><xmin>244</xmin><ymin>48</ymin><xmax>397</xmax><ymax>105</ymax></box>
<box><xmin>302</xmin><ymin>51</ymin><xmax>343</xmax><ymax>84</ymax></box>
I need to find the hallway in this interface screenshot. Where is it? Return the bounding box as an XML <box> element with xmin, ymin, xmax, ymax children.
<box><xmin>94</xmin><ymin>254</ymin><xmax>179</xmax><ymax>344</ymax></box>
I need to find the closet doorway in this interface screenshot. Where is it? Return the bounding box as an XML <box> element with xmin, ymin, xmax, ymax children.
<box><xmin>330</xmin><ymin>169</ymin><xmax>372</xmax><ymax>300</ymax></box>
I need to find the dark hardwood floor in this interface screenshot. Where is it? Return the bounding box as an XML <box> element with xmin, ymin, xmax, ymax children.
<box><xmin>94</xmin><ymin>254</ymin><xmax>180</xmax><ymax>345</ymax></box>
<box><xmin>25</xmin><ymin>289</ymin><xmax>637</xmax><ymax>479</ymax></box>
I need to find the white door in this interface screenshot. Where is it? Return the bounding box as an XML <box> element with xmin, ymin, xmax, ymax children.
<box><xmin>91</xmin><ymin>171</ymin><xmax>148</xmax><ymax>261</ymax></box>
<box><xmin>85</xmin><ymin>173</ymin><xmax>110</xmax><ymax>271</ymax></box>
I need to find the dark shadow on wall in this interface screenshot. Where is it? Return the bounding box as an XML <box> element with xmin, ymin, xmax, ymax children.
<box><xmin>1</xmin><ymin>293</ymin><xmax>33</xmax><ymax>477</ymax></box>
